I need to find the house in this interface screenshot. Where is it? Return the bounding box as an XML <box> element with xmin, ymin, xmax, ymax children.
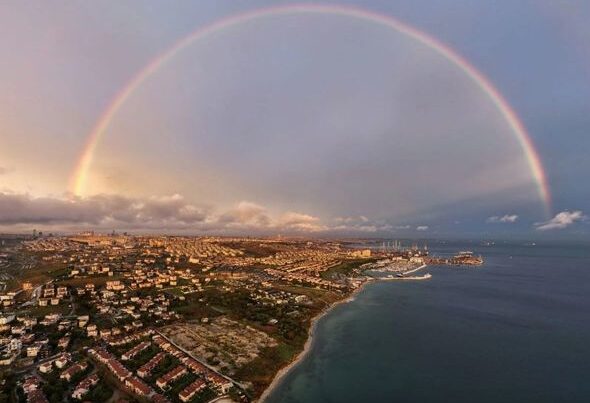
<box><xmin>208</xmin><ymin>372</ymin><xmax>233</xmax><ymax>394</ymax></box>
<box><xmin>27</xmin><ymin>345</ymin><xmax>41</xmax><ymax>357</ymax></box>
<box><xmin>0</xmin><ymin>314</ymin><xmax>15</xmax><ymax>325</ymax></box>
<box><xmin>60</xmin><ymin>362</ymin><xmax>88</xmax><ymax>381</ymax></box>
<box><xmin>121</xmin><ymin>341</ymin><xmax>150</xmax><ymax>361</ymax></box>
<box><xmin>108</xmin><ymin>359</ymin><xmax>131</xmax><ymax>381</ymax></box>
<box><xmin>179</xmin><ymin>379</ymin><xmax>206</xmax><ymax>402</ymax></box>
<box><xmin>137</xmin><ymin>352</ymin><xmax>165</xmax><ymax>378</ymax></box>
<box><xmin>86</xmin><ymin>324</ymin><xmax>98</xmax><ymax>337</ymax></box>
<box><xmin>124</xmin><ymin>376</ymin><xmax>152</xmax><ymax>397</ymax></box>
<box><xmin>0</xmin><ymin>354</ymin><xmax>16</xmax><ymax>366</ymax></box>
<box><xmin>54</xmin><ymin>354</ymin><xmax>69</xmax><ymax>369</ymax></box>
<box><xmin>89</xmin><ymin>348</ymin><xmax>111</xmax><ymax>364</ymax></box>
<box><xmin>71</xmin><ymin>373</ymin><xmax>99</xmax><ymax>400</ymax></box>
<box><xmin>38</xmin><ymin>361</ymin><xmax>53</xmax><ymax>374</ymax></box>
<box><xmin>99</xmin><ymin>329</ymin><xmax>112</xmax><ymax>338</ymax></box>
<box><xmin>156</xmin><ymin>365</ymin><xmax>187</xmax><ymax>389</ymax></box>
<box><xmin>152</xmin><ymin>394</ymin><xmax>171</xmax><ymax>403</ymax></box>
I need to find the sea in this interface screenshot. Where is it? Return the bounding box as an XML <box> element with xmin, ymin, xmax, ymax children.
<box><xmin>264</xmin><ymin>241</ymin><xmax>590</xmax><ymax>403</ymax></box>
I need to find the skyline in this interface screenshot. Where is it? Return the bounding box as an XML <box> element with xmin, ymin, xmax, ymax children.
<box><xmin>1</xmin><ymin>1</ymin><xmax>589</xmax><ymax>238</ymax></box>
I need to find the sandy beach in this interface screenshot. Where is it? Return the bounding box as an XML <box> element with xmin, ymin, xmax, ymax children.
<box><xmin>259</xmin><ymin>264</ymin><xmax>430</xmax><ymax>402</ymax></box>
<box><xmin>258</xmin><ymin>280</ymin><xmax>374</xmax><ymax>402</ymax></box>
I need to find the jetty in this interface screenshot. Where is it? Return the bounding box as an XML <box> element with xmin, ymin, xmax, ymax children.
<box><xmin>401</xmin><ymin>264</ymin><xmax>427</xmax><ymax>276</ymax></box>
<box><xmin>383</xmin><ymin>273</ymin><xmax>432</xmax><ymax>281</ymax></box>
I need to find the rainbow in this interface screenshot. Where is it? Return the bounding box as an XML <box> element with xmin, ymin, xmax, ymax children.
<box><xmin>69</xmin><ymin>3</ymin><xmax>551</xmax><ymax>214</ymax></box>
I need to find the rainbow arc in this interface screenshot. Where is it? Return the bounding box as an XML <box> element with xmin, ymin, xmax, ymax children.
<box><xmin>69</xmin><ymin>4</ymin><xmax>551</xmax><ymax>216</ymax></box>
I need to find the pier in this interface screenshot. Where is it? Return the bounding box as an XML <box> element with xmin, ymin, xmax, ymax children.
<box><xmin>383</xmin><ymin>273</ymin><xmax>432</xmax><ymax>281</ymax></box>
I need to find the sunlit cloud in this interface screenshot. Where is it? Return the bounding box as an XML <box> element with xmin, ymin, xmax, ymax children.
<box><xmin>276</xmin><ymin>212</ymin><xmax>326</xmax><ymax>232</ymax></box>
<box><xmin>416</xmin><ymin>225</ymin><xmax>429</xmax><ymax>231</ymax></box>
<box><xmin>0</xmin><ymin>192</ymin><xmax>378</xmax><ymax>234</ymax></box>
<box><xmin>487</xmin><ymin>214</ymin><xmax>519</xmax><ymax>223</ymax></box>
<box><xmin>218</xmin><ymin>201</ymin><xmax>271</xmax><ymax>226</ymax></box>
<box><xmin>535</xmin><ymin>210</ymin><xmax>585</xmax><ymax>231</ymax></box>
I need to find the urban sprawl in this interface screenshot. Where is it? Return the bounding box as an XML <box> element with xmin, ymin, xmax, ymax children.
<box><xmin>0</xmin><ymin>234</ymin><xmax>481</xmax><ymax>403</ymax></box>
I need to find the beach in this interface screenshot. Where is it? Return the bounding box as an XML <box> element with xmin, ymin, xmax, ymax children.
<box><xmin>258</xmin><ymin>279</ymin><xmax>373</xmax><ymax>402</ymax></box>
<box><xmin>261</xmin><ymin>243</ymin><xmax>590</xmax><ymax>403</ymax></box>
<box><xmin>260</xmin><ymin>264</ymin><xmax>428</xmax><ymax>402</ymax></box>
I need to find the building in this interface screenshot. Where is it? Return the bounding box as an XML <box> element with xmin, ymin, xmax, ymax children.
<box><xmin>60</xmin><ymin>362</ymin><xmax>88</xmax><ymax>382</ymax></box>
<box><xmin>124</xmin><ymin>376</ymin><xmax>152</xmax><ymax>397</ymax></box>
<box><xmin>122</xmin><ymin>341</ymin><xmax>150</xmax><ymax>360</ymax></box>
<box><xmin>156</xmin><ymin>365</ymin><xmax>187</xmax><ymax>389</ymax></box>
<box><xmin>71</xmin><ymin>373</ymin><xmax>99</xmax><ymax>400</ymax></box>
<box><xmin>179</xmin><ymin>379</ymin><xmax>206</xmax><ymax>402</ymax></box>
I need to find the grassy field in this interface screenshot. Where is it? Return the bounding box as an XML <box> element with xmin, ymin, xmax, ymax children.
<box><xmin>319</xmin><ymin>258</ymin><xmax>377</xmax><ymax>280</ymax></box>
<box><xmin>22</xmin><ymin>303</ymin><xmax>72</xmax><ymax>318</ymax></box>
<box><xmin>273</xmin><ymin>284</ymin><xmax>342</xmax><ymax>305</ymax></box>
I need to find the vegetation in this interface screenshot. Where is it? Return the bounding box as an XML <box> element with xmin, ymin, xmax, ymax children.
<box><xmin>41</xmin><ymin>371</ymin><xmax>69</xmax><ymax>403</ymax></box>
<box><xmin>320</xmin><ymin>258</ymin><xmax>376</xmax><ymax>279</ymax></box>
<box><xmin>198</xmin><ymin>387</ymin><xmax>218</xmax><ymax>403</ymax></box>
<box><xmin>85</xmin><ymin>381</ymin><xmax>113</xmax><ymax>402</ymax></box>
<box><xmin>234</xmin><ymin>343</ymin><xmax>302</xmax><ymax>398</ymax></box>
<box><xmin>22</xmin><ymin>303</ymin><xmax>71</xmax><ymax>318</ymax></box>
<box><xmin>0</xmin><ymin>371</ymin><xmax>17</xmax><ymax>403</ymax></box>
<box><xmin>164</xmin><ymin>372</ymin><xmax>198</xmax><ymax>401</ymax></box>
<box><xmin>147</xmin><ymin>355</ymin><xmax>180</xmax><ymax>384</ymax></box>
<box><xmin>122</xmin><ymin>344</ymin><xmax>160</xmax><ymax>371</ymax></box>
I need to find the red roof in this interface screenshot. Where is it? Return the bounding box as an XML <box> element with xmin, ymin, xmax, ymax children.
<box><xmin>179</xmin><ymin>378</ymin><xmax>206</xmax><ymax>400</ymax></box>
<box><xmin>125</xmin><ymin>376</ymin><xmax>152</xmax><ymax>396</ymax></box>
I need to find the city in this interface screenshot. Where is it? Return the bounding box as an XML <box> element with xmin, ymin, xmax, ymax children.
<box><xmin>1</xmin><ymin>1</ymin><xmax>588</xmax><ymax>402</ymax></box>
<box><xmin>0</xmin><ymin>233</ymin><xmax>439</xmax><ymax>402</ymax></box>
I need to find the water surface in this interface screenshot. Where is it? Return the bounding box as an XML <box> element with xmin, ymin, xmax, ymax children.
<box><xmin>265</xmin><ymin>242</ymin><xmax>590</xmax><ymax>403</ymax></box>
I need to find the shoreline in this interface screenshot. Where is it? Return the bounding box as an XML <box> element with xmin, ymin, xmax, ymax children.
<box><xmin>258</xmin><ymin>279</ymin><xmax>374</xmax><ymax>402</ymax></box>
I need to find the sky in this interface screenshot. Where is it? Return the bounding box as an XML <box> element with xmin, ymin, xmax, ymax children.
<box><xmin>0</xmin><ymin>0</ymin><xmax>589</xmax><ymax>239</ymax></box>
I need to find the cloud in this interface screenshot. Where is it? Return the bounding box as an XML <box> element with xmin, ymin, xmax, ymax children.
<box><xmin>535</xmin><ymin>210</ymin><xmax>586</xmax><ymax>231</ymax></box>
<box><xmin>487</xmin><ymin>214</ymin><xmax>519</xmax><ymax>223</ymax></box>
<box><xmin>0</xmin><ymin>192</ymin><xmax>340</xmax><ymax>233</ymax></box>
<box><xmin>0</xmin><ymin>192</ymin><xmax>210</xmax><ymax>229</ymax></box>
<box><xmin>335</xmin><ymin>215</ymin><xmax>369</xmax><ymax>224</ymax></box>
<box><xmin>218</xmin><ymin>201</ymin><xmax>271</xmax><ymax>226</ymax></box>
<box><xmin>333</xmin><ymin>216</ymin><xmax>392</xmax><ymax>233</ymax></box>
<box><xmin>416</xmin><ymin>225</ymin><xmax>429</xmax><ymax>231</ymax></box>
<box><xmin>0</xmin><ymin>167</ymin><xmax>12</xmax><ymax>175</ymax></box>
<box><xmin>277</xmin><ymin>212</ymin><xmax>326</xmax><ymax>232</ymax></box>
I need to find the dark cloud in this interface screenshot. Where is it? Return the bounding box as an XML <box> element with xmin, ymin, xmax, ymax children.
<box><xmin>0</xmin><ymin>192</ymin><xmax>409</xmax><ymax>235</ymax></box>
<box><xmin>0</xmin><ymin>193</ymin><xmax>338</xmax><ymax>233</ymax></box>
<box><xmin>0</xmin><ymin>193</ymin><xmax>209</xmax><ymax>228</ymax></box>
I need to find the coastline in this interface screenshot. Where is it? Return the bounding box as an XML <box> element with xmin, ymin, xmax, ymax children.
<box><xmin>258</xmin><ymin>279</ymin><xmax>374</xmax><ymax>402</ymax></box>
